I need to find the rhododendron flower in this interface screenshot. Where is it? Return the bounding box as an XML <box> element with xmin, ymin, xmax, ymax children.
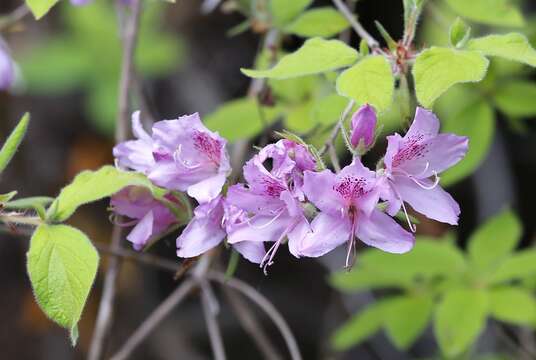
<box><xmin>226</xmin><ymin>140</ymin><xmax>316</xmax><ymax>273</ymax></box>
<box><xmin>379</xmin><ymin>107</ymin><xmax>468</xmax><ymax>226</ymax></box>
<box><xmin>0</xmin><ymin>45</ymin><xmax>14</xmax><ymax>91</ymax></box>
<box><xmin>114</xmin><ymin>112</ymin><xmax>231</xmax><ymax>203</ymax></box>
<box><xmin>350</xmin><ymin>104</ymin><xmax>377</xmax><ymax>151</ymax></box>
<box><xmin>176</xmin><ymin>195</ymin><xmax>266</xmax><ymax>264</ymax></box>
<box><xmin>300</xmin><ymin>159</ymin><xmax>414</xmax><ymax>267</ymax></box>
<box><xmin>110</xmin><ymin>186</ymin><xmax>180</xmax><ymax>251</ymax></box>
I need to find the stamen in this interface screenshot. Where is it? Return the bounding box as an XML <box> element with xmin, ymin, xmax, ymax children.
<box><xmin>345</xmin><ymin>214</ymin><xmax>358</xmax><ymax>269</ymax></box>
<box><xmin>391</xmin><ymin>184</ymin><xmax>417</xmax><ymax>233</ymax></box>
<box><xmin>408</xmin><ymin>171</ymin><xmax>440</xmax><ymax>190</ymax></box>
<box><xmin>259</xmin><ymin>220</ymin><xmax>298</xmax><ymax>275</ymax></box>
<box><xmin>245</xmin><ymin>209</ymin><xmax>285</xmax><ymax>230</ymax></box>
<box><xmin>109</xmin><ymin>213</ymin><xmax>138</xmax><ymax>227</ymax></box>
<box><xmin>173</xmin><ymin>144</ymin><xmax>202</xmax><ymax>170</ymax></box>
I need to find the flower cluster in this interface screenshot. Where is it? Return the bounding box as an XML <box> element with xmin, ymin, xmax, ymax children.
<box><xmin>112</xmin><ymin>105</ymin><xmax>468</xmax><ymax>273</ymax></box>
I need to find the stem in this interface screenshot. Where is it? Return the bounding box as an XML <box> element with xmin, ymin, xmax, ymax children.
<box><xmin>88</xmin><ymin>1</ymin><xmax>142</xmax><ymax>359</ymax></box>
<box><xmin>0</xmin><ymin>4</ymin><xmax>30</xmax><ymax>32</ymax></box>
<box><xmin>0</xmin><ymin>214</ymin><xmax>41</xmax><ymax>226</ymax></box>
<box><xmin>201</xmin><ymin>285</ymin><xmax>227</xmax><ymax>360</ymax></box>
<box><xmin>207</xmin><ymin>271</ymin><xmax>303</xmax><ymax>360</ymax></box>
<box><xmin>331</xmin><ymin>0</ymin><xmax>379</xmax><ymax>49</ymax></box>
<box><xmin>319</xmin><ymin>99</ymin><xmax>355</xmax><ymax>157</ymax></box>
<box><xmin>94</xmin><ymin>242</ymin><xmax>179</xmax><ymax>272</ymax></box>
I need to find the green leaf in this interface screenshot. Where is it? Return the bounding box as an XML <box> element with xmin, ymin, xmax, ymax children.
<box><xmin>468</xmin><ymin>209</ymin><xmax>522</xmax><ymax>272</ymax></box>
<box><xmin>0</xmin><ymin>113</ymin><xmax>30</xmax><ymax>173</ymax></box>
<box><xmin>331</xmin><ymin>300</ymin><xmax>386</xmax><ymax>350</ymax></box>
<box><xmin>489</xmin><ymin>287</ymin><xmax>536</xmax><ymax>326</ymax></box>
<box><xmin>413</xmin><ymin>47</ymin><xmax>489</xmax><ymax>108</ymax></box>
<box><xmin>204</xmin><ymin>98</ymin><xmax>282</xmax><ymax>142</ymax></box>
<box><xmin>491</xmin><ymin>250</ymin><xmax>536</xmax><ymax>284</ymax></box>
<box><xmin>444</xmin><ymin>0</ymin><xmax>524</xmax><ymax>28</ymax></box>
<box><xmin>440</xmin><ymin>97</ymin><xmax>495</xmax><ymax>186</ymax></box>
<box><xmin>493</xmin><ymin>81</ymin><xmax>536</xmax><ymax>118</ymax></box>
<box><xmin>467</xmin><ymin>33</ymin><xmax>536</xmax><ymax>67</ymax></box>
<box><xmin>449</xmin><ymin>17</ymin><xmax>471</xmax><ymax>48</ymax></box>
<box><xmin>48</xmin><ymin>166</ymin><xmax>164</xmax><ymax>222</ymax></box>
<box><xmin>270</xmin><ymin>0</ymin><xmax>312</xmax><ymax>27</ymax></box>
<box><xmin>383</xmin><ymin>295</ymin><xmax>434</xmax><ymax>350</ymax></box>
<box><xmin>285</xmin><ymin>7</ymin><xmax>350</xmax><ymax>38</ymax></box>
<box><xmin>270</xmin><ymin>76</ymin><xmax>318</xmax><ymax>103</ymax></box>
<box><xmin>435</xmin><ymin>289</ymin><xmax>489</xmax><ymax>358</ymax></box>
<box><xmin>27</xmin><ymin>224</ymin><xmax>99</xmax><ymax>337</ymax></box>
<box><xmin>241</xmin><ymin>38</ymin><xmax>358</xmax><ymax>79</ymax></box>
<box><xmin>0</xmin><ymin>191</ymin><xmax>17</xmax><ymax>204</ymax></box>
<box><xmin>311</xmin><ymin>94</ymin><xmax>351</xmax><ymax>125</ymax></box>
<box><xmin>5</xmin><ymin>196</ymin><xmax>54</xmax><ymax>210</ymax></box>
<box><xmin>336</xmin><ymin>56</ymin><xmax>394</xmax><ymax>112</ymax></box>
<box><xmin>26</xmin><ymin>0</ymin><xmax>59</xmax><ymax>20</ymax></box>
<box><xmin>286</xmin><ymin>102</ymin><xmax>314</xmax><ymax>132</ymax></box>
<box><xmin>330</xmin><ymin>236</ymin><xmax>466</xmax><ymax>292</ymax></box>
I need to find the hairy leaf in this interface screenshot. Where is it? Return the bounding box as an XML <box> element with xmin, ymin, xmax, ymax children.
<box><xmin>491</xmin><ymin>250</ymin><xmax>536</xmax><ymax>284</ymax></box>
<box><xmin>444</xmin><ymin>0</ymin><xmax>524</xmax><ymax>28</ymax></box>
<box><xmin>489</xmin><ymin>287</ymin><xmax>536</xmax><ymax>326</ymax></box>
<box><xmin>0</xmin><ymin>113</ymin><xmax>30</xmax><ymax>173</ymax></box>
<box><xmin>285</xmin><ymin>7</ymin><xmax>349</xmax><ymax>38</ymax></box>
<box><xmin>467</xmin><ymin>33</ymin><xmax>536</xmax><ymax>67</ymax></box>
<box><xmin>26</xmin><ymin>0</ymin><xmax>59</xmax><ymax>19</ymax></box>
<box><xmin>493</xmin><ymin>81</ymin><xmax>536</xmax><ymax>118</ymax></box>
<box><xmin>270</xmin><ymin>0</ymin><xmax>312</xmax><ymax>27</ymax></box>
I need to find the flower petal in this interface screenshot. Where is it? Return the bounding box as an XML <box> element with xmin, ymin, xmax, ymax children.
<box><xmin>226</xmin><ymin>184</ymin><xmax>284</xmax><ymax>215</ymax></box>
<box><xmin>233</xmin><ymin>241</ymin><xmax>266</xmax><ymax>264</ymax></box>
<box><xmin>287</xmin><ymin>216</ymin><xmax>310</xmax><ymax>258</ymax></box>
<box><xmin>303</xmin><ymin>170</ymin><xmax>342</xmax><ymax>215</ymax></box>
<box><xmin>405</xmin><ymin>107</ymin><xmax>440</xmax><ymax>140</ymax></box>
<box><xmin>298</xmin><ymin>213</ymin><xmax>351</xmax><ymax>258</ymax></box>
<box><xmin>356</xmin><ymin>209</ymin><xmax>414</xmax><ymax>253</ymax></box>
<box><xmin>187</xmin><ymin>172</ymin><xmax>227</xmax><ymax>203</ymax></box>
<box><xmin>176</xmin><ymin>216</ymin><xmax>226</xmax><ymax>258</ymax></box>
<box><xmin>126</xmin><ymin>210</ymin><xmax>154</xmax><ymax>251</ymax></box>
<box><xmin>227</xmin><ymin>212</ymin><xmax>291</xmax><ymax>244</ymax></box>
<box><xmin>394</xmin><ymin>175</ymin><xmax>460</xmax><ymax>225</ymax></box>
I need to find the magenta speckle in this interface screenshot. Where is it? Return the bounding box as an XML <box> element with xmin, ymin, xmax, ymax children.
<box><xmin>333</xmin><ymin>176</ymin><xmax>369</xmax><ymax>201</ymax></box>
<box><xmin>392</xmin><ymin>134</ymin><xmax>429</xmax><ymax>168</ymax></box>
<box><xmin>193</xmin><ymin>131</ymin><xmax>222</xmax><ymax>164</ymax></box>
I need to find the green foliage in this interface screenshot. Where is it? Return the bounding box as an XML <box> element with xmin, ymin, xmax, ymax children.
<box><xmin>48</xmin><ymin>165</ymin><xmax>164</xmax><ymax>222</ymax></box>
<box><xmin>413</xmin><ymin>47</ymin><xmax>489</xmax><ymax>108</ymax></box>
<box><xmin>241</xmin><ymin>38</ymin><xmax>358</xmax><ymax>79</ymax></box>
<box><xmin>489</xmin><ymin>287</ymin><xmax>536</xmax><ymax>326</ymax></box>
<box><xmin>204</xmin><ymin>98</ymin><xmax>283</xmax><ymax>142</ymax></box>
<box><xmin>335</xmin><ymin>56</ymin><xmax>394</xmax><ymax>112</ymax></box>
<box><xmin>468</xmin><ymin>209</ymin><xmax>521</xmax><ymax>273</ymax></box>
<box><xmin>491</xmin><ymin>250</ymin><xmax>536</xmax><ymax>284</ymax></box>
<box><xmin>5</xmin><ymin>196</ymin><xmax>54</xmax><ymax>210</ymax></box>
<box><xmin>467</xmin><ymin>33</ymin><xmax>536</xmax><ymax>67</ymax></box>
<box><xmin>26</xmin><ymin>0</ymin><xmax>59</xmax><ymax>20</ymax></box>
<box><xmin>20</xmin><ymin>0</ymin><xmax>183</xmax><ymax>136</ymax></box>
<box><xmin>449</xmin><ymin>17</ymin><xmax>471</xmax><ymax>48</ymax></box>
<box><xmin>270</xmin><ymin>0</ymin><xmax>312</xmax><ymax>28</ymax></box>
<box><xmin>285</xmin><ymin>7</ymin><xmax>349</xmax><ymax>38</ymax></box>
<box><xmin>444</xmin><ymin>0</ymin><xmax>525</xmax><ymax>28</ymax></box>
<box><xmin>27</xmin><ymin>224</ymin><xmax>99</xmax><ymax>343</ymax></box>
<box><xmin>435</xmin><ymin>289</ymin><xmax>489</xmax><ymax>358</ymax></box>
<box><xmin>0</xmin><ymin>113</ymin><xmax>30</xmax><ymax>173</ymax></box>
<box><xmin>493</xmin><ymin>81</ymin><xmax>536</xmax><ymax>118</ymax></box>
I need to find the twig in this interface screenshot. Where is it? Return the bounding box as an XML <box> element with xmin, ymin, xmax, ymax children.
<box><xmin>201</xmin><ymin>285</ymin><xmax>227</xmax><ymax>360</ymax></box>
<box><xmin>328</xmin><ymin>144</ymin><xmax>341</xmax><ymax>172</ymax></box>
<box><xmin>88</xmin><ymin>1</ymin><xmax>143</xmax><ymax>359</ymax></box>
<box><xmin>94</xmin><ymin>242</ymin><xmax>179</xmax><ymax>272</ymax></box>
<box><xmin>331</xmin><ymin>0</ymin><xmax>379</xmax><ymax>49</ymax></box>
<box><xmin>223</xmin><ymin>287</ymin><xmax>283</xmax><ymax>360</ymax></box>
<box><xmin>318</xmin><ymin>99</ymin><xmax>355</xmax><ymax>157</ymax></box>
<box><xmin>0</xmin><ymin>4</ymin><xmax>30</xmax><ymax>32</ymax></box>
<box><xmin>207</xmin><ymin>271</ymin><xmax>303</xmax><ymax>360</ymax></box>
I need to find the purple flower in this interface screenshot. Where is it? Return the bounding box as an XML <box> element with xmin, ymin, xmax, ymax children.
<box><xmin>113</xmin><ymin>112</ymin><xmax>231</xmax><ymax>203</ymax></box>
<box><xmin>380</xmin><ymin>107</ymin><xmax>468</xmax><ymax>226</ymax></box>
<box><xmin>350</xmin><ymin>104</ymin><xmax>377</xmax><ymax>151</ymax></box>
<box><xmin>176</xmin><ymin>195</ymin><xmax>267</xmax><ymax>264</ymax></box>
<box><xmin>0</xmin><ymin>45</ymin><xmax>14</xmax><ymax>91</ymax></box>
<box><xmin>226</xmin><ymin>140</ymin><xmax>315</xmax><ymax>273</ymax></box>
<box><xmin>110</xmin><ymin>186</ymin><xmax>180</xmax><ymax>251</ymax></box>
<box><xmin>300</xmin><ymin>158</ymin><xmax>414</xmax><ymax>267</ymax></box>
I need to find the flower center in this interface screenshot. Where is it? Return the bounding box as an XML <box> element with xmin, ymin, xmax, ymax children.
<box><xmin>333</xmin><ymin>176</ymin><xmax>370</xmax><ymax>203</ymax></box>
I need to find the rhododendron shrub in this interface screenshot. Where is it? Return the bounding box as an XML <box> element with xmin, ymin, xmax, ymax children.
<box><xmin>2</xmin><ymin>0</ymin><xmax>536</xmax><ymax>358</ymax></box>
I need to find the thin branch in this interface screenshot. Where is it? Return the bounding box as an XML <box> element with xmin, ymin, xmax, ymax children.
<box><xmin>94</xmin><ymin>242</ymin><xmax>179</xmax><ymax>272</ymax></box>
<box><xmin>88</xmin><ymin>1</ymin><xmax>143</xmax><ymax>359</ymax></box>
<box><xmin>328</xmin><ymin>144</ymin><xmax>341</xmax><ymax>172</ymax></box>
<box><xmin>0</xmin><ymin>4</ymin><xmax>30</xmax><ymax>32</ymax></box>
<box><xmin>331</xmin><ymin>0</ymin><xmax>379</xmax><ymax>48</ymax></box>
<box><xmin>207</xmin><ymin>271</ymin><xmax>303</xmax><ymax>360</ymax></box>
<box><xmin>223</xmin><ymin>287</ymin><xmax>283</xmax><ymax>360</ymax></box>
<box><xmin>318</xmin><ymin>99</ymin><xmax>355</xmax><ymax>157</ymax></box>
<box><xmin>201</xmin><ymin>285</ymin><xmax>227</xmax><ymax>360</ymax></box>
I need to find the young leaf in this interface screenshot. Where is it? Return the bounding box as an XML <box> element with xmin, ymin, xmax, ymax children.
<box><xmin>336</xmin><ymin>56</ymin><xmax>394</xmax><ymax>112</ymax></box>
<box><xmin>383</xmin><ymin>295</ymin><xmax>434</xmax><ymax>350</ymax></box>
<box><xmin>466</xmin><ymin>33</ymin><xmax>536</xmax><ymax>68</ymax></box>
<box><xmin>205</xmin><ymin>98</ymin><xmax>282</xmax><ymax>142</ymax></box>
<box><xmin>48</xmin><ymin>165</ymin><xmax>164</xmax><ymax>222</ymax></box>
<box><xmin>0</xmin><ymin>113</ymin><xmax>30</xmax><ymax>173</ymax></box>
<box><xmin>285</xmin><ymin>7</ymin><xmax>349</xmax><ymax>38</ymax></box>
<box><xmin>413</xmin><ymin>47</ymin><xmax>489</xmax><ymax>108</ymax></box>
<box><xmin>26</xmin><ymin>0</ymin><xmax>60</xmax><ymax>20</ymax></box>
<box><xmin>468</xmin><ymin>209</ymin><xmax>522</xmax><ymax>272</ymax></box>
<box><xmin>331</xmin><ymin>300</ymin><xmax>386</xmax><ymax>350</ymax></box>
<box><xmin>5</xmin><ymin>196</ymin><xmax>54</xmax><ymax>210</ymax></box>
<box><xmin>444</xmin><ymin>0</ymin><xmax>524</xmax><ymax>28</ymax></box>
<box><xmin>491</xmin><ymin>250</ymin><xmax>536</xmax><ymax>284</ymax></box>
<box><xmin>435</xmin><ymin>289</ymin><xmax>489</xmax><ymax>358</ymax></box>
<box><xmin>493</xmin><ymin>81</ymin><xmax>536</xmax><ymax>118</ymax></box>
<box><xmin>449</xmin><ymin>17</ymin><xmax>471</xmax><ymax>48</ymax></box>
<box><xmin>441</xmin><ymin>98</ymin><xmax>495</xmax><ymax>186</ymax></box>
<box><xmin>241</xmin><ymin>38</ymin><xmax>358</xmax><ymax>79</ymax></box>
<box><xmin>489</xmin><ymin>287</ymin><xmax>536</xmax><ymax>326</ymax></box>
<box><xmin>27</xmin><ymin>224</ymin><xmax>99</xmax><ymax>340</ymax></box>
<box><xmin>270</xmin><ymin>0</ymin><xmax>312</xmax><ymax>28</ymax></box>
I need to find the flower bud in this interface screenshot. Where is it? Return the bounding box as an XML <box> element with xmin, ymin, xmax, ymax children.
<box><xmin>0</xmin><ymin>46</ymin><xmax>14</xmax><ymax>91</ymax></box>
<box><xmin>350</xmin><ymin>104</ymin><xmax>377</xmax><ymax>152</ymax></box>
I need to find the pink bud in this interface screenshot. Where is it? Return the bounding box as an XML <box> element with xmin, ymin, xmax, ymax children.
<box><xmin>350</xmin><ymin>104</ymin><xmax>377</xmax><ymax>150</ymax></box>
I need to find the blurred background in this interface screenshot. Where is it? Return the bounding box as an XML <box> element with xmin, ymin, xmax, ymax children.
<box><xmin>1</xmin><ymin>0</ymin><xmax>536</xmax><ymax>359</ymax></box>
